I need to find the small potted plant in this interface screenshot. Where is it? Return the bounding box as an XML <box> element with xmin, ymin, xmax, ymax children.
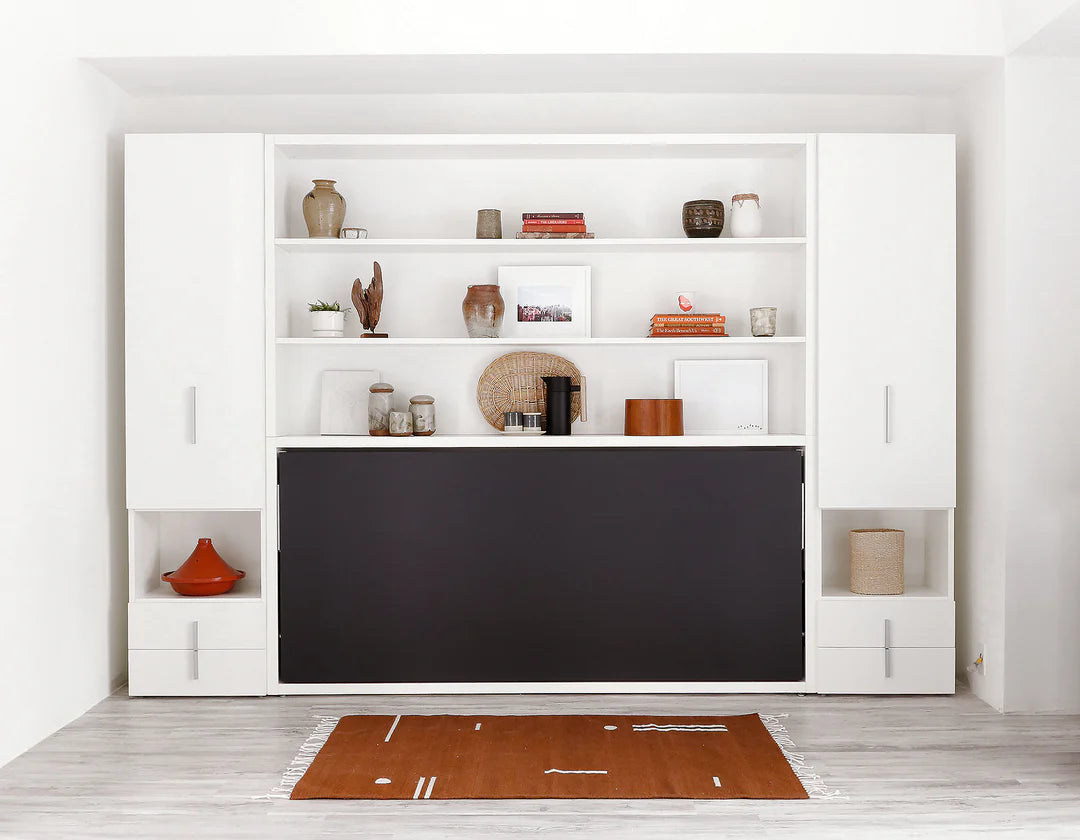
<box><xmin>309</xmin><ymin>300</ymin><xmax>349</xmax><ymax>338</ymax></box>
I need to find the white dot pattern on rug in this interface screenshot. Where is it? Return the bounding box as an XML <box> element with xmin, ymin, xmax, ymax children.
<box><xmin>604</xmin><ymin>725</ymin><xmax>618</xmax><ymax>730</ymax></box>
<box><xmin>375</xmin><ymin>778</ymin><xmax>391</xmax><ymax>785</ymax></box>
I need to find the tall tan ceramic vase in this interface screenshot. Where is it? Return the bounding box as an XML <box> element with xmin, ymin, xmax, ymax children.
<box><xmin>303</xmin><ymin>179</ymin><xmax>347</xmax><ymax>238</ymax></box>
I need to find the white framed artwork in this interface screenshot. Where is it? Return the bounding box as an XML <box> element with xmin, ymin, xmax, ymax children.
<box><xmin>674</xmin><ymin>360</ymin><xmax>769</xmax><ymax>434</ymax></box>
<box><xmin>497</xmin><ymin>265</ymin><xmax>591</xmax><ymax>339</ymax></box>
<box><xmin>320</xmin><ymin>370</ymin><xmax>380</xmax><ymax>435</ymax></box>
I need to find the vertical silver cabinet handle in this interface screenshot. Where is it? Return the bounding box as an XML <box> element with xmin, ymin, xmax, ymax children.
<box><xmin>190</xmin><ymin>386</ymin><xmax>198</xmax><ymax>445</ymax></box>
<box><xmin>193</xmin><ymin>620</ymin><xmax>200</xmax><ymax>680</ymax></box>
<box><xmin>883</xmin><ymin>618</ymin><xmax>892</xmax><ymax>679</ymax></box>
<box><xmin>884</xmin><ymin>385</ymin><xmax>892</xmax><ymax>444</ymax></box>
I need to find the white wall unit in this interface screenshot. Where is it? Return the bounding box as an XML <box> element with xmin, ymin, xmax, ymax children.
<box><xmin>817</xmin><ymin>133</ymin><xmax>956</xmax><ymax>510</ymax></box>
<box><xmin>813</xmin><ymin>133</ymin><xmax>957</xmax><ymax>695</ymax></box>
<box><xmin>125</xmin><ymin>133</ymin><xmax>266</xmax><ymax>509</ymax></box>
<box><xmin>125</xmin><ymin>134</ymin><xmax>268</xmax><ymax>697</ymax></box>
<box><xmin>123</xmin><ymin>131</ymin><xmax>956</xmax><ymax>697</ymax></box>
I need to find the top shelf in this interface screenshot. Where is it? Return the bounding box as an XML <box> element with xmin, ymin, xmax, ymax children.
<box><xmin>275</xmin><ymin>237</ymin><xmax>807</xmax><ymax>254</ymax></box>
<box><xmin>273</xmin><ymin>133</ymin><xmax>811</xmax><ymax>160</ymax></box>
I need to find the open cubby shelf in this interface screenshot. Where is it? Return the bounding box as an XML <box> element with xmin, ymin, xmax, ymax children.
<box><xmin>128</xmin><ymin>510</ymin><xmax>264</xmax><ymax>604</ymax></box>
<box><xmin>819</xmin><ymin>509</ymin><xmax>954</xmax><ymax>600</ymax></box>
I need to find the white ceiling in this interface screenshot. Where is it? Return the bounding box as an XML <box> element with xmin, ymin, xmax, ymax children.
<box><xmin>87</xmin><ymin>53</ymin><xmax>998</xmax><ymax>97</ymax></box>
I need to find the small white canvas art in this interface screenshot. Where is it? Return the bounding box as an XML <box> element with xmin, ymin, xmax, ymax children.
<box><xmin>674</xmin><ymin>360</ymin><xmax>769</xmax><ymax>434</ymax></box>
<box><xmin>320</xmin><ymin>370</ymin><xmax>380</xmax><ymax>435</ymax></box>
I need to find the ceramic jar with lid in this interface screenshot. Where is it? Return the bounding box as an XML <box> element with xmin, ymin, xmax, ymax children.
<box><xmin>409</xmin><ymin>394</ymin><xmax>436</xmax><ymax>436</ymax></box>
<box><xmin>368</xmin><ymin>382</ymin><xmax>394</xmax><ymax>435</ymax></box>
<box><xmin>730</xmin><ymin>193</ymin><xmax>762</xmax><ymax>238</ymax></box>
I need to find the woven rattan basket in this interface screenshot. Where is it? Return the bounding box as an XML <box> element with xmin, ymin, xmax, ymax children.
<box><xmin>477</xmin><ymin>352</ymin><xmax>582</xmax><ymax>431</ymax></box>
<box><xmin>849</xmin><ymin>529</ymin><xmax>905</xmax><ymax>595</ymax></box>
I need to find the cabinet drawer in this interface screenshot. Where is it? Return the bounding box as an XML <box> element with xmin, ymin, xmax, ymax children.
<box><xmin>129</xmin><ymin>602</ymin><xmax>265</xmax><ymax>650</ymax></box>
<box><xmin>817</xmin><ymin>599</ymin><xmax>954</xmax><ymax>648</ymax></box>
<box><xmin>129</xmin><ymin>649</ymin><xmax>266</xmax><ymax>696</ymax></box>
<box><xmin>816</xmin><ymin>647</ymin><xmax>955</xmax><ymax>694</ymax></box>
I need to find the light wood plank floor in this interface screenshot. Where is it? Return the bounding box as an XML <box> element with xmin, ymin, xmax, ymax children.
<box><xmin>1</xmin><ymin>689</ymin><xmax>1078</xmax><ymax>838</ymax></box>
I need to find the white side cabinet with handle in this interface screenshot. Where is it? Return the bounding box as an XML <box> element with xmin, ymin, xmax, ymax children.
<box><xmin>125</xmin><ymin>134</ymin><xmax>265</xmax><ymax>510</ymax></box>
<box><xmin>817</xmin><ymin>134</ymin><xmax>956</xmax><ymax>510</ymax></box>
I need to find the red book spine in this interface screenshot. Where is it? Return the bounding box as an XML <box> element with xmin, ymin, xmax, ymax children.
<box><xmin>522</xmin><ymin>224</ymin><xmax>588</xmax><ymax>233</ymax></box>
<box><xmin>522</xmin><ymin>213</ymin><xmax>584</xmax><ymax>220</ymax></box>
<box><xmin>650</xmin><ymin>314</ymin><xmax>727</xmax><ymax>325</ymax></box>
<box><xmin>648</xmin><ymin>327</ymin><xmax>728</xmax><ymax>336</ymax></box>
<box><xmin>522</xmin><ymin>219</ymin><xmax>587</xmax><ymax>226</ymax></box>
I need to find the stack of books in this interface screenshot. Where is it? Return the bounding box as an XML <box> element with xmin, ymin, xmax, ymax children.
<box><xmin>516</xmin><ymin>212</ymin><xmax>594</xmax><ymax>239</ymax></box>
<box><xmin>648</xmin><ymin>313</ymin><xmax>727</xmax><ymax>337</ymax></box>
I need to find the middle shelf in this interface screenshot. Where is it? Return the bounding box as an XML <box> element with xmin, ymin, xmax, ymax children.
<box><xmin>277</xmin><ymin>336</ymin><xmax>806</xmax><ymax>346</ymax></box>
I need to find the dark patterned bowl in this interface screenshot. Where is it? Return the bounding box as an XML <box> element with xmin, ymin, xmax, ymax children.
<box><xmin>682</xmin><ymin>200</ymin><xmax>725</xmax><ymax>238</ymax></box>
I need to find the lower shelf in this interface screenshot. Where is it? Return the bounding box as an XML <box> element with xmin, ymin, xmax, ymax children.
<box><xmin>128</xmin><ymin>649</ymin><xmax>266</xmax><ymax>697</ymax></box>
<box><xmin>273</xmin><ymin>434</ymin><xmax>807</xmax><ymax>449</ymax></box>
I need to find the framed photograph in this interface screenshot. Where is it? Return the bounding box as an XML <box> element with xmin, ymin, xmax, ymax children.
<box><xmin>320</xmin><ymin>370</ymin><xmax>381</xmax><ymax>435</ymax></box>
<box><xmin>674</xmin><ymin>360</ymin><xmax>769</xmax><ymax>434</ymax></box>
<box><xmin>497</xmin><ymin>266</ymin><xmax>591</xmax><ymax>339</ymax></box>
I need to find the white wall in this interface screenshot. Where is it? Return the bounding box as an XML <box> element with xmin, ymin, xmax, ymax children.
<box><xmin>1001</xmin><ymin>57</ymin><xmax>1080</xmax><ymax>712</ymax></box>
<box><xmin>0</xmin><ymin>11</ymin><xmax>131</xmax><ymax>767</ymax></box>
<box><xmin>955</xmin><ymin>67</ymin><xmax>1008</xmax><ymax>710</ymax></box>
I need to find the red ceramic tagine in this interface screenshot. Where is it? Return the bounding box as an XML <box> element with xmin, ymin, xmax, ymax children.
<box><xmin>162</xmin><ymin>538</ymin><xmax>245</xmax><ymax>596</ymax></box>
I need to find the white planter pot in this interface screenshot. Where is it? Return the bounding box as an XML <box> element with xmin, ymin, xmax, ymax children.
<box><xmin>311</xmin><ymin>310</ymin><xmax>345</xmax><ymax>338</ymax></box>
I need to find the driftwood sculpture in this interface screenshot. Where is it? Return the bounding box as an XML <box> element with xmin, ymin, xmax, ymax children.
<box><xmin>351</xmin><ymin>261</ymin><xmax>387</xmax><ymax>337</ymax></box>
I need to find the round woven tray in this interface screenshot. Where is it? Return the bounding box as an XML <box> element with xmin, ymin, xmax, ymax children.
<box><xmin>477</xmin><ymin>351</ymin><xmax>582</xmax><ymax>431</ymax></box>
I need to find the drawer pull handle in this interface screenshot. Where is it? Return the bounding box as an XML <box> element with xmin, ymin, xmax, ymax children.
<box><xmin>884</xmin><ymin>385</ymin><xmax>892</xmax><ymax>444</ymax></box>
<box><xmin>190</xmin><ymin>386</ymin><xmax>198</xmax><ymax>445</ymax></box>
<box><xmin>193</xmin><ymin>620</ymin><xmax>200</xmax><ymax>681</ymax></box>
<box><xmin>883</xmin><ymin>618</ymin><xmax>891</xmax><ymax>679</ymax></box>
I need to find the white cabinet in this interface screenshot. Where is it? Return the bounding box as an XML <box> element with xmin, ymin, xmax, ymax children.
<box><xmin>128</xmin><ymin>649</ymin><xmax>267</xmax><ymax>697</ymax></box>
<box><xmin>125</xmin><ymin>134</ymin><xmax>265</xmax><ymax>509</ymax></box>
<box><xmin>817</xmin><ymin>134</ymin><xmax>956</xmax><ymax>509</ymax></box>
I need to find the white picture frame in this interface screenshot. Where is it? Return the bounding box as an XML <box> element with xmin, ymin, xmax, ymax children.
<box><xmin>674</xmin><ymin>360</ymin><xmax>769</xmax><ymax>434</ymax></box>
<box><xmin>320</xmin><ymin>370</ymin><xmax>381</xmax><ymax>435</ymax></box>
<box><xmin>497</xmin><ymin>266</ymin><xmax>592</xmax><ymax>339</ymax></box>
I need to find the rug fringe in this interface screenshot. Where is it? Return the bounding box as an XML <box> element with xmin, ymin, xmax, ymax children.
<box><xmin>256</xmin><ymin>715</ymin><xmax>340</xmax><ymax>801</ymax></box>
<box><xmin>759</xmin><ymin>713</ymin><xmax>844</xmax><ymax>800</ymax></box>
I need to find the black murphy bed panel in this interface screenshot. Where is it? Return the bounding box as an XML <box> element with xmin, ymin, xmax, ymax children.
<box><xmin>277</xmin><ymin>447</ymin><xmax>804</xmax><ymax>684</ymax></box>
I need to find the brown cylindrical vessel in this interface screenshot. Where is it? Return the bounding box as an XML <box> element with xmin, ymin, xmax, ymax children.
<box><xmin>462</xmin><ymin>284</ymin><xmax>505</xmax><ymax>338</ymax></box>
<box><xmin>624</xmin><ymin>398</ymin><xmax>684</xmax><ymax>436</ymax></box>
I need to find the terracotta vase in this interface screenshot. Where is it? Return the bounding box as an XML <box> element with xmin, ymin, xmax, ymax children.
<box><xmin>303</xmin><ymin>179</ymin><xmax>347</xmax><ymax>238</ymax></box>
<box><xmin>161</xmin><ymin>538</ymin><xmax>245</xmax><ymax>596</ymax></box>
<box><xmin>462</xmin><ymin>284</ymin><xmax>505</xmax><ymax>338</ymax></box>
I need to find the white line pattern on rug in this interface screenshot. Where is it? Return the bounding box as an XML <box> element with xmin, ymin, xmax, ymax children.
<box><xmin>411</xmin><ymin>777</ymin><xmax>426</xmax><ymax>799</ymax></box>
<box><xmin>423</xmin><ymin>777</ymin><xmax>437</xmax><ymax>799</ymax></box>
<box><xmin>544</xmin><ymin>769</ymin><xmax>608</xmax><ymax>775</ymax></box>
<box><xmin>475</xmin><ymin>723</ymin><xmax>482</xmax><ymax>731</ymax></box>
<box><xmin>712</xmin><ymin>776</ymin><xmax>722</xmax><ymax>788</ymax></box>
<box><xmin>384</xmin><ymin>715</ymin><xmax>402</xmax><ymax>743</ymax></box>
<box><xmin>631</xmin><ymin>724</ymin><xmax>728</xmax><ymax>732</ymax></box>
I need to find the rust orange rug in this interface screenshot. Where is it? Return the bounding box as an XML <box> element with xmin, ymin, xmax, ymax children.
<box><xmin>285</xmin><ymin>714</ymin><xmax>810</xmax><ymax>800</ymax></box>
